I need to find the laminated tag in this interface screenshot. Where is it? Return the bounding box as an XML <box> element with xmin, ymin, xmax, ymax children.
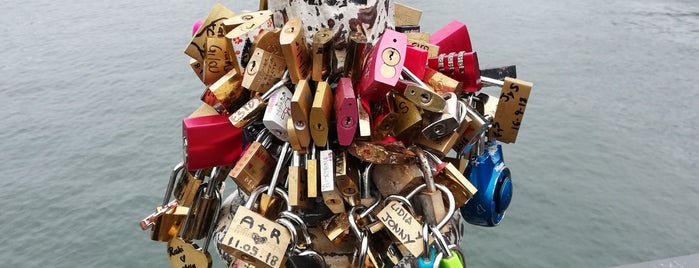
<box><xmin>489</xmin><ymin>77</ymin><xmax>533</xmax><ymax>143</ymax></box>
<box><xmin>185</xmin><ymin>3</ymin><xmax>236</xmax><ymax>62</ymax></box>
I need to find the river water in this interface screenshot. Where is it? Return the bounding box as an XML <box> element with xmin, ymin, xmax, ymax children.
<box><xmin>1</xmin><ymin>0</ymin><xmax>697</xmax><ymax>267</ymax></box>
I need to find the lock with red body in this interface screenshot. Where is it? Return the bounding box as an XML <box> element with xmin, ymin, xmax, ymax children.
<box><xmin>183</xmin><ymin>114</ymin><xmax>244</xmax><ymax>170</ymax></box>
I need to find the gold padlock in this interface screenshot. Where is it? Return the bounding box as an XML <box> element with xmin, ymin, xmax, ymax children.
<box><xmin>489</xmin><ymin>77</ymin><xmax>533</xmax><ymax>143</ymax></box>
<box><xmin>344</xmin><ymin>31</ymin><xmax>369</xmax><ymax>84</ymax></box>
<box><xmin>242</xmin><ymin>47</ymin><xmax>286</xmax><ymax>94</ymax></box>
<box><xmin>288</xmin><ymin>151</ymin><xmax>311</xmax><ymax>208</ymax></box>
<box><xmin>291</xmin><ymin>79</ymin><xmax>313</xmax><ymax>151</ymax></box>
<box><xmin>413</xmin><ymin>148</ymin><xmax>447</xmax><ymax>231</ymax></box>
<box><xmin>320</xmin><ymin>212</ymin><xmax>351</xmax><ymax>244</ymax></box>
<box><xmin>306</xmin><ymin>144</ymin><xmax>319</xmax><ymax>198</ymax></box>
<box><xmin>222</xmin><ymin>10</ymin><xmax>273</xmax><ymax>31</ymax></box>
<box><xmin>229</xmin><ymin>130</ymin><xmax>275</xmax><ymax>195</ymax></box>
<box><xmin>208</xmin><ymin>67</ymin><xmax>248</xmax><ymax>113</ymax></box>
<box><xmin>280</xmin><ymin>17</ymin><xmax>310</xmax><ymax>84</ymax></box>
<box><xmin>424</xmin><ymin>67</ymin><xmax>464</xmax><ymax>95</ymax></box>
<box><xmin>149</xmin><ymin>163</ymin><xmax>189</xmax><ymax>242</ymax></box>
<box><xmin>371</xmin><ymin>93</ymin><xmax>400</xmax><ymax>141</ymax></box>
<box><xmin>334</xmin><ymin>151</ymin><xmax>361</xmax><ymax>207</ymax></box>
<box><xmin>183</xmin><ymin>168</ymin><xmax>226</xmax><ymax>241</ymax></box>
<box><xmin>203</xmin><ymin>37</ymin><xmax>238</xmax><ymax>85</ymax></box>
<box><xmin>174</xmin><ymin>170</ymin><xmax>203</xmax><ymax>208</ymax></box>
<box><xmin>311</xmin><ymin>28</ymin><xmax>334</xmax><ymax>82</ymax></box>
<box><xmin>356</xmin><ymin>97</ymin><xmax>373</xmax><ymax>141</ymax></box>
<box><xmin>309</xmin><ymin>81</ymin><xmax>333</xmax><ymax>147</ymax></box>
<box><xmin>185</xmin><ymin>3</ymin><xmax>236</xmax><ymax>62</ymax></box>
<box><xmin>424</xmin><ymin>151</ymin><xmax>477</xmax><ymax>207</ymax></box>
<box><xmin>220</xmin><ymin>186</ymin><xmax>292</xmax><ymax>268</ymax></box>
<box><xmin>190</xmin><ymin>58</ymin><xmax>204</xmax><ymax>83</ymax></box>
<box><xmin>392</xmin><ymin>93</ymin><xmax>423</xmax><ymax>138</ymax></box>
<box><xmin>253</xmin><ymin>29</ymin><xmax>283</xmax><ymax>57</ymax></box>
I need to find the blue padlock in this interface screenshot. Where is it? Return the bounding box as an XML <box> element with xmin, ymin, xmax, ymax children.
<box><xmin>461</xmin><ymin>142</ymin><xmax>513</xmax><ymax>226</ymax></box>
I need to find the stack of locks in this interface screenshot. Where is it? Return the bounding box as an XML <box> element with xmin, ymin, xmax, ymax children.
<box><xmin>140</xmin><ymin>1</ymin><xmax>533</xmax><ymax>267</ymax></box>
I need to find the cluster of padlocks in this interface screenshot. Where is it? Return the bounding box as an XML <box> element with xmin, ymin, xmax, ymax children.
<box><xmin>140</xmin><ymin>1</ymin><xmax>533</xmax><ymax>267</ymax></box>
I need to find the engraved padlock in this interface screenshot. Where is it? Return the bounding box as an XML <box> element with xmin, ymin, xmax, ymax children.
<box><xmin>487</xmin><ymin>77</ymin><xmax>533</xmax><ymax>144</ymax></box>
<box><xmin>319</xmin><ymin>148</ymin><xmax>346</xmax><ymax>214</ymax></box>
<box><xmin>225</xmin><ymin>15</ymin><xmax>274</xmax><ymax>68</ymax></box>
<box><xmin>228</xmin><ymin>73</ymin><xmax>290</xmax><ymax>128</ymax></box>
<box><xmin>392</xmin><ymin>93</ymin><xmax>423</xmax><ymax>139</ymax></box>
<box><xmin>185</xmin><ymin>3</ymin><xmax>236</xmax><ymax>62</ymax></box>
<box><xmin>205</xmin><ymin>67</ymin><xmax>249</xmax><ymax>113</ymax></box>
<box><xmin>220</xmin><ymin>185</ymin><xmax>292</xmax><ymax>268</ymax></box>
<box><xmin>311</xmin><ymin>28</ymin><xmax>334</xmax><ymax>82</ymax></box>
<box><xmin>203</xmin><ymin>36</ymin><xmax>239</xmax><ymax>85</ymax></box>
<box><xmin>262</xmin><ymin>84</ymin><xmax>293</xmax><ymax>141</ymax></box>
<box><xmin>356</xmin><ymin>29</ymin><xmax>408</xmax><ymax>101</ymax></box>
<box><xmin>183</xmin><ymin>114</ymin><xmax>244</xmax><ymax>170</ymax></box>
<box><xmin>376</xmin><ymin>195</ymin><xmax>424</xmax><ymax>257</ymax></box>
<box><xmin>334</xmin><ymin>78</ymin><xmax>358</xmax><ymax>146</ymax></box>
<box><xmin>280</xmin><ymin>17</ymin><xmax>310</xmax><ymax>84</ymax></box>
<box><xmin>222</xmin><ymin>10</ymin><xmax>273</xmax><ymax>31</ymax></box>
<box><xmin>183</xmin><ymin>167</ymin><xmax>226</xmax><ymax>241</ymax></box>
<box><xmin>423</xmin><ymin>67</ymin><xmax>464</xmax><ymax>96</ymax></box>
<box><xmin>174</xmin><ymin>169</ymin><xmax>204</xmax><ymax>208</ymax></box>
<box><xmin>461</xmin><ymin>141</ymin><xmax>513</xmax><ymax>227</ymax></box>
<box><xmin>229</xmin><ymin>130</ymin><xmax>275</xmax><ymax>195</ymax></box>
<box><xmin>242</xmin><ymin>47</ymin><xmax>286</xmax><ymax>94</ymax></box>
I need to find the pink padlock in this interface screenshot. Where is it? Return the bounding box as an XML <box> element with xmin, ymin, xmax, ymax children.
<box><xmin>430</xmin><ymin>20</ymin><xmax>473</xmax><ymax>54</ymax></box>
<box><xmin>334</xmin><ymin>78</ymin><xmax>358</xmax><ymax>146</ymax></box>
<box><xmin>428</xmin><ymin>51</ymin><xmax>482</xmax><ymax>93</ymax></box>
<box><xmin>356</xmin><ymin>29</ymin><xmax>407</xmax><ymax>101</ymax></box>
<box><xmin>182</xmin><ymin>114</ymin><xmax>244</xmax><ymax>170</ymax></box>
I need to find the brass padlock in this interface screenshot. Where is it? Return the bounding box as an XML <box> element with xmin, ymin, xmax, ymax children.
<box><xmin>224</xmin><ymin>16</ymin><xmax>274</xmax><ymax>68</ymax></box>
<box><xmin>242</xmin><ymin>47</ymin><xmax>286</xmax><ymax>94</ymax></box>
<box><xmin>412</xmin><ymin>148</ymin><xmax>447</xmax><ymax>230</ymax></box>
<box><xmin>229</xmin><ymin>130</ymin><xmax>275</xmax><ymax>195</ymax></box>
<box><xmin>311</xmin><ymin>28</ymin><xmax>334</xmax><ymax>82</ymax></box>
<box><xmin>306</xmin><ymin>144</ymin><xmax>318</xmax><ymax>198</ymax></box>
<box><xmin>319</xmin><ymin>148</ymin><xmax>346</xmax><ymax>214</ymax></box>
<box><xmin>424</xmin><ymin>151</ymin><xmax>477</xmax><ymax>207</ymax></box>
<box><xmin>334</xmin><ymin>151</ymin><xmax>361</xmax><ymax>207</ymax></box>
<box><xmin>488</xmin><ymin>77</ymin><xmax>533</xmax><ymax>144</ymax></box>
<box><xmin>280</xmin><ymin>17</ymin><xmax>310</xmax><ymax>84</ymax></box>
<box><xmin>290</xmin><ymin>79</ymin><xmax>313</xmax><ymax>152</ymax></box>
<box><xmin>174</xmin><ymin>170</ymin><xmax>204</xmax><ymax>208</ymax></box>
<box><xmin>207</xmin><ymin>67</ymin><xmax>248</xmax><ymax>113</ymax></box>
<box><xmin>421</xmin><ymin>92</ymin><xmax>460</xmax><ymax>140</ymax></box>
<box><xmin>320</xmin><ymin>212</ymin><xmax>351</xmax><ymax>244</ymax></box>
<box><xmin>400</xmin><ymin>74</ymin><xmax>446</xmax><ymax>113</ymax></box>
<box><xmin>371</xmin><ymin>93</ymin><xmax>400</xmax><ymax>141</ymax></box>
<box><xmin>259</xmin><ymin>142</ymin><xmax>292</xmax><ymax>218</ymax></box>
<box><xmin>423</xmin><ymin>67</ymin><xmax>463</xmax><ymax>96</ymax></box>
<box><xmin>392</xmin><ymin>93</ymin><xmax>422</xmax><ymax>139</ymax></box>
<box><xmin>185</xmin><ymin>3</ymin><xmax>236</xmax><ymax>62</ymax></box>
<box><xmin>309</xmin><ymin>81</ymin><xmax>333</xmax><ymax>147</ymax></box>
<box><xmin>288</xmin><ymin>151</ymin><xmax>311</xmax><ymax>208</ymax></box>
<box><xmin>253</xmin><ymin>28</ymin><xmax>283</xmax><ymax>57</ymax></box>
<box><xmin>222</xmin><ymin>10</ymin><xmax>273</xmax><ymax>31</ymax></box>
<box><xmin>344</xmin><ymin>31</ymin><xmax>370</xmax><ymax>84</ymax></box>
<box><xmin>203</xmin><ymin>37</ymin><xmax>239</xmax><ymax>86</ymax></box>
<box><xmin>183</xmin><ymin>168</ymin><xmax>226</xmax><ymax>241</ymax></box>
<box><xmin>148</xmin><ymin>162</ymin><xmax>190</xmax><ymax>242</ymax></box>
<box><xmin>376</xmin><ymin>197</ymin><xmax>424</xmax><ymax>257</ymax></box>
<box><xmin>371</xmin><ymin>163</ymin><xmax>424</xmax><ymax>197</ymax></box>
<box><xmin>228</xmin><ymin>75</ymin><xmax>289</xmax><ymax>128</ymax></box>
<box><xmin>452</xmin><ymin>99</ymin><xmax>488</xmax><ymax>155</ymax></box>
<box><xmin>348</xmin><ymin>141</ymin><xmax>416</xmax><ymax>165</ymax></box>
<box><xmin>394</xmin><ymin>2</ymin><xmax>422</xmax><ymax>26</ymax></box>
<box><xmin>356</xmin><ymin>96</ymin><xmax>373</xmax><ymax>141</ymax></box>
<box><xmin>220</xmin><ymin>186</ymin><xmax>292</xmax><ymax>268</ymax></box>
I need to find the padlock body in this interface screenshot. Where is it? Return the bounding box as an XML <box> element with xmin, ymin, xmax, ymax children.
<box><xmin>263</xmin><ymin>86</ymin><xmax>293</xmax><ymax>141</ymax></box>
<box><xmin>221</xmin><ymin>206</ymin><xmax>291</xmax><ymax>268</ymax></box>
<box><xmin>356</xmin><ymin>29</ymin><xmax>407</xmax><ymax>101</ymax></box>
<box><xmin>334</xmin><ymin>78</ymin><xmax>358</xmax><ymax>146</ymax></box>
<box><xmin>461</xmin><ymin>144</ymin><xmax>512</xmax><ymax>226</ymax></box>
<box><xmin>183</xmin><ymin>114</ymin><xmax>244</xmax><ymax>170</ymax></box>
<box><xmin>230</xmin><ymin>141</ymin><xmax>274</xmax><ymax>195</ymax></box>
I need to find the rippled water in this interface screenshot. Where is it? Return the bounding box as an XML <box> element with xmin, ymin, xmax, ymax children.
<box><xmin>1</xmin><ymin>0</ymin><xmax>697</xmax><ymax>267</ymax></box>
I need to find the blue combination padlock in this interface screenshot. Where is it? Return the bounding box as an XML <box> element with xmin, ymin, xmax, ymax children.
<box><xmin>461</xmin><ymin>142</ymin><xmax>513</xmax><ymax>226</ymax></box>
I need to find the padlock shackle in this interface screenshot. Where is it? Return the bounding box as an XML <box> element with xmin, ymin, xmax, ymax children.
<box><xmin>279</xmin><ymin>211</ymin><xmax>312</xmax><ymax>247</ymax></box>
<box><xmin>267</xmin><ymin>142</ymin><xmax>291</xmax><ymax>197</ymax></box>
<box><xmin>348</xmin><ymin>205</ymin><xmax>367</xmax><ymax>239</ymax></box>
<box><xmin>360</xmin><ymin>163</ymin><xmax>374</xmax><ymax>200</ymax></box>
<box><xmin>381</xmin><ymin>195</ymin><xmax>416</xmax><ymax>216</ymax></box>
<box><xmin>260</xmin><ymin>70</ymin><xmax>290</xmax><ymax>101</ymax></box>
<box><xmin>297</xmin><ymin>250</ymin><xmax>327</xmax><ymax>268</ymax></box>
<box><xmin>246</xmin><ymin>185</ymin><xmax>292</xmax><ymax>212</ymax></box>
<box><xmin>275</xmin><ymin>217</ymin><xmax>297</xmax><ymax>256</ymax></box>
<box><xmin>179</xmin><ymin>182</ymin><xmax>206</xmax><ymax>238</ymax></box>
<box><xmin>202</xmin><ymin>189</ymin><xmax>221</xmax><ymax>253</ymax></box>
<box><xmin>429</xmin><ymin>225</ymin><xmax>453</xmax><ymax>259</ymax></box>
<box><xmin>480</xmin><ymin>76</ymin><xmax>504</xmax><ymax>87</ymax></box>
<box><xmin>413</xmin><ymin>147</ymin><xmax>437</xmax><ymax>192</ymax></box>
<box><xmin>405</xmin><ymin>183</ymin><xmax>456</xmax><ymax>230</ymax></box>
<box><xmin>163</xmin><ymin>162</ymin><xmax>186</xmax><ymax>207</ymax></box>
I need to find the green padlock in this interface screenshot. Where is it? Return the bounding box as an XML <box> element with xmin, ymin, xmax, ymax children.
<box><xmin>430</xmin><ymin>225</ymin><xmax>466</xmax><ymax>268</ymax></box>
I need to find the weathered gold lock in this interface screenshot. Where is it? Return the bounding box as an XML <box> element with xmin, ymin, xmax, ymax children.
<box><xmin>185</xmin><ymin>3</ymin><xmax>236</xmax><ymax>62</ymax></box>
<box><xmin>371</xmin><ymin>163</ymin><xmax>424</xmax><ymax>197</ymax></box>
<box><xmin>242</xmin><ymin>47</ymin><xmax>286</xmax><ymax>94</ymax></box>
<box><xmin>424</xmin><ymin>67</ymin><xmax>464</xmax><ymax>95</ymax></box>
<box><xmin>309</xmin><ymin>81</ymin><xmax>333</xmax><ymax>147</ymax></box>
<box><xmin>344</xmin><ymin>31</ymin><xmax>369</xmax><ymax>84</ymax></box>
<box><xmin>183</xmin><ymin>167</ymin><xmax>228</xmax><ymax>241</ymax></box>
<box><xmin>371</xmin><ymin>93</ymin><xmax>400</xmax><ymax>141</ymax></box>
<box><xmin>320</xmin><ymin>212</ymin><xmax>351</xmax><ymax>244</ymax></box>
<box><xmin>488</xmin><ymin>77</ymin><xmax>533</xmax><ymax>143</ymax></box>
<box><xmin>150</xmin><ymin>163</ymin><xmax>190</xmax><ymax>242</ymax></box>
<box><xmin>203</xmin><ymin>37</ymin><xmax>237</xmax><ymax>85</ymax></box>
<box><xmin>229</xmin><ymin>130</ymin><xmax>275</xmax><ymax>195</ymax></box>
<box><xmin>311</xmin><ymin>28</ymin><xmax>334</xmax><ymax>82</ymax></box>
<box><xmin>413</xmin><ymin>149</ymin><xmax>447</xmax><ymax>231</ymax></box>
<box><xmin>220</xmin><ymin>186</ymin><xmax>292</xmax><ymax>268</ymax></box>
<box><xmin>356</xmin><ymin>97</ymin><xmax>373</xmax><ymax>141</ymax></box>
<box><xmin>291</xmin><ymin>79</ymin><xmax>313</xmax><ymax>152</ymax></box>
<box><xmin>452</xmin><ymin>100</ymin><xmax>488</xmax><ymax>155</ymax></box>
<box><xmin>280</xmin><ymin>17</ymin><xmax>310</xmax><ymax>84</ymax></box>
<box><xmin>392</xmin><ymin>93</ymin><xmax>423</xmax><ymax>139</ymax></box>
<box><xmin>174</xmin><ymin>170</ymin><xmax>203</xmax><ymax>208</ymax></box>
<box><xmin>253</xmin><ymin>29</ymin><xmax>283</xmax><ymax>57</ymax></box>
<box><xmin>334</xmin><ymin>151</ymin><xmax>361</xmax><ymax>207</ymax></box>
<box><xmin>222</xmin><ymin>10</ymin><xmax>273</xmax><ymax>31</ymax></box>
<box><xmin>306</xmin><ymin>144</ymin><xmax>319</xmax><ymax>198</ymax></box>
<box><xmin>402</xmin><ymin>82</ymin><xmax>446</xmax><ymax>113</ymax></box>
<box><xmin>288</xmin><ymin>151</ymin><xmax>311</xmax><ymax>208</ymax></box>
<box><xmin>424</xmin><ymin>151</ymin><xmax>477</xmax><ymax>207</ymax></box>
<box><xmin>207</xmin><ymin>67</ymin><xmax>248</xmax><ymax>113</ymax></box>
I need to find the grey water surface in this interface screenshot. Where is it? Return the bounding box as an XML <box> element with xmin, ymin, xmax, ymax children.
<box><xmin>1</xmin><ymin>0</ymin><xmax>697</xmax><ymax>267</ymax></box>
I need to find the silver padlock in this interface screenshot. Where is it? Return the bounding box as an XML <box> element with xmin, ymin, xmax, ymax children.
<box><xmin>263</xmin><ymin>85</ymin><xmax>293</xmax><ymax>141</ymax></box>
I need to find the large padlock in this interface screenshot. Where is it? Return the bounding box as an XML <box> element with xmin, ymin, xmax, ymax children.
<box><xmin>229</xmin><ymin>130</ymin><xmax>275</xmax><ymax>195</ymax></box>
<box><xmin>461</xmin><ymin>141</ymin><xmax>513</xmax><ymax>226</ymax></box>
<box><xmin>375</xmin><ymin>195</ymin><xmax>424</xmax><ymax>257</ymax></box>
<box><xmin>184</xmin><ymin>3</ymin><xmax>236</xmax><ymax>63</ymax></box>
<box><xmin>220</xmin><ymin>186</ymin><xmax>292</xmax><ymax>268</ymax></box>
<box><xmin>183</xmin><ymin>114</ymin><xmax>244</xmax><ymax>171</ymax></box>
<box><xmin>203</xmin><ymin>36</ymin><xmax>239</xmax><ymax>86</ymax></box>
<box><xmin>487</xmin><ymin>77</ymin><xmax>533</xmax><ymax>144</ymax></box>
<box><xmin>356</xmin><ymin>29</ymin><xmax>408</xmax><ymax>101</ymax></box>
<box><xmin>182</xmin><ymin>168</ymin><xmax>226</xmax><ymax>241</ymax></box>
<box><xmin>280</xmin><ymin>17</ymin><xmax>311</xmax><ymax>84</ymax></box>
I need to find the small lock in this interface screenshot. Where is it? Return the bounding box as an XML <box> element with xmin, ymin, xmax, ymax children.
<box><xmin>407</xmin><ymin>37</ymin><xmax>440</xmax><ymax>59</ymax></box>
<box><xmin>309</xmin><ymin>81</ymin><xmax>333</xmax><ymax>147</ymax></box>
<box><xmin>423</xmin><ymin>67</ymin><xmax>464</xmax><ymax>96</ymax></box>
<box><xmin>320</xmin><ymin>212</ymin><xmax>351</xmax><ymax>244</ymax></box>
<box><xmin>242</xmin><ymin>47</ymin><xmax>287</xmax><ymax>94</ymax></box>
<box><xmin>306</xmin><ymin>144</ymin><xmax>319</xmax><ymax>198</ymax></box>
<box><xmin>319</xmin><ymin>149</ymin><xmax>346</xmax><ymax>214</ymax></box>
<box><xmin>229</xmin><ymin>130</ymin><xmax>275</xmax><ymax>195</ymax></box>
<box><xmin>252</xmin><ymin>28</ymin><xmax>283</xmax><ymax>58</ymax></box>
<box><xmin>334</xmin><ymin>78</ymin><xmax>359</xmax><ymax>146</ymax></box>
<box><xmin>427</xmin><ymin>51</ymin><xmax>481</xmax><ymax>93</ymax></box>
<box><xmin>174</xmin><ymin>169</ymin><xmax>204</xmax><ymax>208</ymax></box>
<box><xmin>311</xmin><ymin>28</ymin><xmax>334</xmax><ymax>82</ymax></box>
<box><xmin>461</xmin><ymin>142</ymin><xmax>513</xmax><ymax>227</ymax></box>
<box><xmin>348</xmin><ymin>141</ymin><xmax>416</xmax><ymax>165</ymax></box>
<box><xmin>370</xmin><ymin>93</ymin><xmax>400</xmax><ymax>141</ymax></box>
<box><xmin>183</xmin><ymin>114</ymin><xmax>244</xmax><ymax>170</ymax></box>
<box><xmin>400</xmin><ymin>80</ymin><xmax>447</xmax><ymax>113</ymax></box>
<box><xmin>220</xmin><ymin>186</ymin><xmax>292</xmax><ymax>268</ymax></box>
<box><xmin>146</xmin><ymin>163</ymin><xmax>189</xmax><ymax>241</ymax></box>
<box><xmin>290</xmin><ymin>79</ymin><xmax>313</xmax><ymax>151</ymax></box>
<box><xmin>262</xmin><ymin>85</ymin><xmax>293</xmax><ymax>141</ymax></box>
<box><xmin>288</xmin><ymin>151</ymin><xmax>311</xmax><ymax>208</ymax></box>
<box><xmin>206</xmin><ymin>67</ymin><xmax>249</xmax><ymax>114</ymax></box>
<box><xmin>334</xmin><ymin>151</ymin><xmax>361</xmax><ymax>207</ymax></box>
<box><xmin>356</xmin><ymin>29</ymin><xmax>408</xmax><ymax>101</ymax></box>
<box><xmin>452</xmin><ymin>100</ymin><xmax>489</xmax><ymax>155</ymax></box>
<box><xmin>392</xmin><ymin>93</ymin><xmax>423</xmax><ymax>139</ymax></box>
<box><xmin>480</xmin><ymin>65</ymin><xmax>517</xmax><ymax>83</ymax></box>
<box><xmin>421</xmin><ymin>92</ymin><xmax>460</xmax><ymax>140</ymax></box>
<box><xmin>394</xmin><ymin>2</ymin><xmax>422</xmax><ymax>27</ymax></box>
<box><xmin>344</xmin><ymin>31</ymin><xmax>370</xmax><ymax>84</ymax></box>
<box><xmin>225</xmin><ymin>16</ymin><xmax>274</xmax><ymax>68</ymax></box>
<box><xmin>280</xmin><ymin>17</ymin><xmax>311</xmax><ymax>84</ymax></box>
<box><xmin>185</xmin><ymin>3</ymin><xmax>236</xmax><ymax>62</ymax></box>
<box><xmin>228</xmin><ymin>74</ymin><xmax>290</xmax><ymax>128</ymax></box>
<box><xmin>183</xmin><ymin>168</ymin><xmax>226</xmax><ymax>241</ymax></box>
<box><xmin>259</xmin><ymin>142</ymin><xmax>292</xmax><ymax>218</ymax></box>
<box><xmin>413</xmin><ymin>148</ymin><xmax>448</xmax><ymax>231</ymax></box>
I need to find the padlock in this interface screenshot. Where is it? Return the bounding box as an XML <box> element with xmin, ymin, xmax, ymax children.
<box><xmin>407</xmin><ymin>37</ymin><xmax>440</xmax><ymax>59</ymax></box>
<box><xmin>452</xmin><ymin>100</ymin><xmax>488</xmax><ymax>155</ymax></box>
<box><xmin>143</xmin><ymin>163</ymin><xmax>188</xmax><ymax>241</ymax></box>
<box><xmin>222</xmin><ymin>10</ymin><xmax>273</xmax><ymax>31</ymax></box>
<box><xmin>259</xmin><ymin>142</ymin><xmax>292</xmax><ymax>218</ymax></box>
<box><xmin>415</xmin><ymin>101</ymin><xmax>473</xmax><ymax>157</ymax></box>
<box><xmin>225</xmin><ymin>15</ymin><xmax>274</xmax><ymax>68</ymax></box>
<box><xmin>190</xmin><ymin>57</ymin><xmax>204</xmax><ymax>83</ymax></box>
<box><xmin>392</xmin><ymin>93</ymin><xmax>423</xmax><ymax>139</ymax></box>
<box><xmin>423</xmin><ymin>150</ymin><xmax>477</xmax><ymax>208</ymax></box>
<box><xmin>253</xmin><ymin>29</ymin><xmax>283</xmax><ymax>57</ymax></box>
<box><xmin>242</xmin><ymin>47</ymin><xmax>286</xmax><ymax>94</ymax></box>
<box><xmin>344</xmin><ymin>31</ymin><xmax>370</xmax><ymax>85</ymax></box>
<box><xmin>370</xmin><ymin>93</ymin><xmax>400</xmax><ymax>141</ymax></box>
<box><xmin>404</xmin><ymin>45</ymin><xmax>429</xmax><ymax>80</ymax></box>
<box><xmin>423</xmin><ymin>67</ymin><xmax>464</xmax><ymax>96</ymax></box>
<box><xmin>277</xmin><ymin>211</ymin><xmax>313</xmax><ymax>251</ymax></box>
<box><xmin>262</xmin><ymin>85</ymin><xmax>293</xmax><ymax>141</ymax></box>
<box><xmin>309</xmin><ymin>81</ymin><xmax>333</xmax><ymax>147</ymax></box>
<box><xmin>280</xmin><ymin>17</ymin><xmax>311</xmax><ymax>84</ymax></box>
<box><xmin>228</xmin><ymin>73</ymin><xmax>290</xmax><ymax>128</ymax></box>
<box><xmin>206</xmin><ymin>67</ymin><xmax>248</xmax><ymax>113</ymax></box>
<box><xmin>311</xmin><ymin>28</ymin><xmax>334</xmax><ymax>82</ymax></box>
<box><xmin>203</xmin><ymin>37</ymin><xmax>239</xmax><ymax>85</ymax></box>
<box><xmin>348</xmin><ymin>141</ymin><xmax>416</xmax><ymax>165</ymax></box>
<box><xmin>288</xmin><ymin>151</ymin><xmax>310</xmax><ymax>208</ymax></box>
<box><xmin>319</xmin><ymin>148</ymin><xmax>346</xmax><ymax>214</ymax></box>
<box><xmin>371</xmin><ymin>163</ymin><xmax>423</xmax><ymax>197</ymax></box>
<box><xmin>185</xmin><ymin>3</ymin><xmax>236</xmax><ymax>62</ymax></box>
<box><xmin>356</xmin><ymin>29</ymin><xmax>407</xmax><ymax>101</ymax></box>
<box><xmin>356</xmin><ymin>96</ymin><xmax>373</xmax><ymax>141</ymax></box>
<box><xmin>400</xmin><ymin>68</ymin><xmax>447</xmax><ymax>113</ymax></box>
<box><xmin>461</xmin><ymin>142</ymin><xmax>513</xmax><ymax>227</ymax></box>
<box><xmin>229</xmin><ymin>130</ymin><xmax>275</xmax><ymax>195</ymax></box>
<box><xmin>359</xmin><ymin>164</ymin><xmax>378</xmax><ymax>207</ymax></box>
<box><xmin>406</xmin><ymin>32</ymin><xmax>430</xmax><ymax>43</ymax></box>
<box><xmin>427</xmin><ymin>51</ymin><xmax>481</xmax><ymax>93</ymax></box>
<box><xmin>376</xmin><ymin>196</ymin><xmax>424</xmax><ymax>256</ymax></box>
<box><xmin>174</xmin><ymin>169</ymin><xmax>204</xmax><ymax>208</ymax></box>
<box><xmin>183</xmin><ymin>114</ymin><xmax>244</xmax><ymax>170</ymax></box>
<box><xmin>320</xmin><ymin>212</ymin><xmax>351</xmax><ymax>244</ymax></box>
<box><xmin>487</xmin><ymin>77</ymin><xmax>533</xmax><ymax>144</ymax></box>
<box><xmin>394</xmin><ymin>2</ymin><xmax>422</xmax><ymax>26</ymax></box>
<box><xmin>306</xmin><ymin>144</ymin><xmax>319</xmax><ymax>198</ymax></box>
<box><xmin>183</xmin><ymin>168</ymin><xmax>225</xmax><ymax>241</ymax></box>
<box><xmin>429</xmin><ymin>20</ymin><xmax>473</xmax><ymax>55</ymax></box>
<box><xmin>334</xmin><ymin>151</ymin><xmax>361</xmax><ymax>207</ymax></box>
<box><xmin>413</xmin><ymin>148</ymin><xmax>447</xmax><ymax>231</ymax></box>
<box><xmin>334</xmin><ymin>78</ymin><xmax>358</xmax><ymax>146</ymax></box>
<box><xmin>290</xmin><ymin>79</ymin><xmax>313</xmax><ymax>152</ymax></box>
<box><xmin>421</xmin><ymin>92</ymin><xmax>460</xmax><ymax>140</ymax></box>
<box><xmin>220</xmin><ymin>186</ymin><xmax>292</xmax><ymax>268</ymax></box>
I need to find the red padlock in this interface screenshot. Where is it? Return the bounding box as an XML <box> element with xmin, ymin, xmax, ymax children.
<box><xmin>403</xmin><ymin>45</ymin><xmax>428</xmax><ymax>80</ymax></box>
<box><xmin>428</xmin><ymin>51</ymin><xmax>482</xmax><ymax>93</ymax></box>
<box><xmin>356</xmin><ymin>29</ymin><xmax>407</xmax><ymax>101</ymax></box>
<box><xmin>334</xmin><ymin>78</ymin><xmax>358</xmax><ymax>147</ymax></box>
<box><xmin>430</xmin><ymin>20</ymin><xmax>473</xmax><ymax>54</ymax></box>
<box><xmin>182</xmin><ymin>114</ymin><xmax>244</xmax><ymax>170</ymax></box>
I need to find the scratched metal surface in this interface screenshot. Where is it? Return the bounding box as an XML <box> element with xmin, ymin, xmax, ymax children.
<box><xmin>0</xmin><ymin>0</ymin><xmax>697</xmax><ymax>267</ymax></box>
